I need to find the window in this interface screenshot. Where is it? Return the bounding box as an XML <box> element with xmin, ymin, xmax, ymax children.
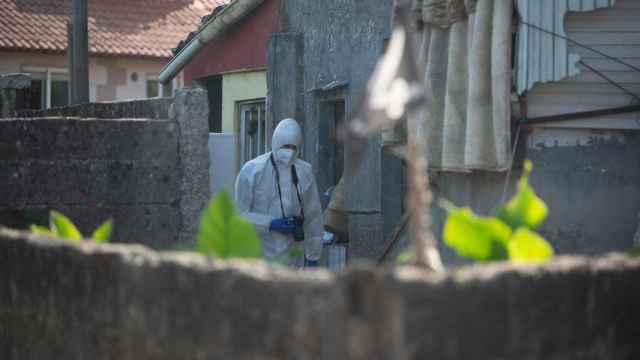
<box><xmin>146</xmin><ymin>75</ymin><xmax>176</xmax><ymax>98</ymax></box>
<box><xmin>22</xmin><ymin>67</ymin><xmax>69</xmax><ymax>110</ymax></box>
<box><xmin>239</xmin><ymin>100</ymin><xmax>267</xmax><ymax>165</ymax></box>
<box><xmin>146</xmin><ymin>78</ymin><xmax>159</xmax><ymax>98</ymax></box>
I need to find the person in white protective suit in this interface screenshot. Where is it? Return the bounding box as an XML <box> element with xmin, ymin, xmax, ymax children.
<box><xmin>234</xmin><ymin>118</ymin><xmax>323</xmax><ymax>267</ymax></box>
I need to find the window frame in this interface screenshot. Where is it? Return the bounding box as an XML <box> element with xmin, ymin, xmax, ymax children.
<box><xmin>146</xmin><ymin>74</ymin><xmax>177</xmax><ymax>98</ymax></box>
<box><xmin>237</xmin><ymin>98</ymin><xmax>268</xmax><ymax>166</ymax></box>
<box><xmin>21</xmin><ymin>66</ymin><xmax>69</xmax><ymax>109</ymax></box>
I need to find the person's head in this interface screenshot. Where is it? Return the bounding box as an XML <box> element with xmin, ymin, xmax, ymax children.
<box><xmin>272</xmin><ymin>118</ymin><xmax>301</xmax><ymax>166</ymax></box>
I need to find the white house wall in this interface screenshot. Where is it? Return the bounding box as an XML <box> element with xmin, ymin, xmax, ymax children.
<box><xmin>0</xmin><ymin>51</ymin><xmax>181</xmax><ymax>103</ymax></box>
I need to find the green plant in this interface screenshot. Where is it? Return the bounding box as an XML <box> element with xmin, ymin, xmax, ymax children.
<box><xmin>627</xmin><ymin>247</ymin><xmax>640</xmax><ymax>257</ymax></box>
<box><xmin>442</xmin><ymin>160</ymin><xmax>554</xmax><ymax>263</ymax></box>
<box><xmin>30</xmin><ymin>210</ymin><xmax>112</xmax><ymax>243</ymax></box>
<box><xmin>196</xmin><ymin>191</ymin><xmax>261</xmax><ymax>259</ymax></box>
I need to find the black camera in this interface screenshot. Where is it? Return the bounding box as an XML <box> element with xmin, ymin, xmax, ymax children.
<box><xmin>290</xmin><ymin>216</ymin><xmax>305</xmax><ymax>242</ymax></box>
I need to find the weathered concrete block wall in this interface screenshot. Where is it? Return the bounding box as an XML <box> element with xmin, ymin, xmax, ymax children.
<box><xmin>0</xmin><ymin>90</ymin><xmax>210</xmax><ymax>247</ymax></box>
<box><xmin>0</xmin><ymin>117</ymin><xmax>180</xmax><ymax>246</ymax></box>
<box><xmin>2</xmin><ymin>228</ymin><xmax>640</xmax><ymax>360</ymax></box>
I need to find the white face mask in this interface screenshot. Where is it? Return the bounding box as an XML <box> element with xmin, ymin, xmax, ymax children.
<box><xmin>275</xmin><ymin>148</ymin><xmax>296</xmax><ymax>167</ymax></box>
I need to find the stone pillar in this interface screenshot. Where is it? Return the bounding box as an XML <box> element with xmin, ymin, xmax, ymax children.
<box><xmin>0</xmin><ymin>74</ymin><xmax>31</xmax><ymax>118</ymax></box>
<box><xmin>267</xmin><ymin>32</ymin><xmax>304</xmax><ymax>139</ymax></box>
<box><xmin>171</xmin><ymin>89</ymin><xmax>211</xmax><ymax>244</ymax></box>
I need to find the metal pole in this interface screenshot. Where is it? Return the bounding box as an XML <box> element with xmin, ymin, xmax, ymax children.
<box><xmin>72</xmin><ymin>0</ymin><xmax>89</xmax><ymax>104</ymax></box>
<box><xmin>67</xmin><ymin>21</ymin><xmax>75</xmax><ymax>104</ymax></box>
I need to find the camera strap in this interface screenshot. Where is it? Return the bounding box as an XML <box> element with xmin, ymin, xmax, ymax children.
<box><xmin>270</xmin><ymin>153</ymin><xmax>304</xmax><ymax>219</ymax></box>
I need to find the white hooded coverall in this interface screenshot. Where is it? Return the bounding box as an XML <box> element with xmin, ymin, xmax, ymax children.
<box><xmin>234</xmin><ymin>118</ymin><xmax>323</xmax><ymax>264</ymax></box>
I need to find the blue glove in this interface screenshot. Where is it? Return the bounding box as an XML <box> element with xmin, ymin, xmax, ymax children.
<box><xmin>306</xmin><ymin>260</ymin><xmax>319</xmax><ymax>268</ymax></box>
<box><xmin>269</xmin><ymin>218</ymin><xmax>295</xmax><ymax>235</ymax></box>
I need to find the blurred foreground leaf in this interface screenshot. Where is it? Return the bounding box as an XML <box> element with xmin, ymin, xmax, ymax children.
<box><xmin>91</xmin><ymin>218</ymin><xmax>113</xmax><ymax>243</ymax></box>
<box><xmin>507</xmin><ymin>228</ymin><xmax>554</xmax><ymax>263</ymax></box>
<box><xmin>197</xmin><ymin>191</ymin><xmax>261</xmax><ymax>259</ymax></box>
<box><xmin>50</xmin><ymin>211</ymin><xmax>82</xmax><ymax>242</ymax></box>
<box><xmin>496</xmin><ymin>160</ymin><xmax>548</xmax><ymax>230</ymax></box>
<box><xmin>443</xmin><ymin>203</ymin><xmax>511</xmax><ymax>262</ymax></box>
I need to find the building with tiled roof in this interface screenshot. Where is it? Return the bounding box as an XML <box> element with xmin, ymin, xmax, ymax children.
<box><xmin>0</xmin><ymin>0</ymin><xmax>226</xmax><ymax>108</ymax></box>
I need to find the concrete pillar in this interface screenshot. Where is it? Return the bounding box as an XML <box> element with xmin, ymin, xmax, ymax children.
<box><xmin>171</xmin><ymin>89</ymin><xmax>211</xmax><ymax>244</ymax></box>
<box><xmin>71</xmin><ymin>0</ymin><xmax>89</xmax><ymax>104</ymax></box>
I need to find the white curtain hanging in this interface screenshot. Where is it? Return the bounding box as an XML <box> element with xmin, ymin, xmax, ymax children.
<box><xmin>410</xmin><ymin>0</ymin><xmax>513</xmax><ymax>171</ymax></box>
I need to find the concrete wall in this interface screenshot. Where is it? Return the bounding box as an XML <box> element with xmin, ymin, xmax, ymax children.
<box><xmin>221</xmin><ymin>70</ymin><xmax>267</xmax><ymax>133</ymax></box>
<box><xmin>268</xmin><ymin>0</ymin><xmax>404</xmax><ymax>261</ymax></box>
<box><xmin>2</xmin><ymin>228</ymin><xmax>640</xmax><ymax>359</ymax></box>
<box><xmin>0</xmin><ymin>51</ymin><xmax>182</xmax><ymax>104</ymax></box>
<box><xmin>0</xmin><ymin>90</ymin><xmax>210</xmax><ymax>248</ymax></box>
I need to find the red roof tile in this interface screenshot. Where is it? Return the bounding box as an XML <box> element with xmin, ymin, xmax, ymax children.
<box><xmin>0</xmin><ymin>0</ymin><xmax>228</xmax><ymax>59</ymax></box>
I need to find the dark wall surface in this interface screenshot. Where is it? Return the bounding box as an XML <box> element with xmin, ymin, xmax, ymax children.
<box><xmin>0</xmin><ymin>91</ymin><xmax>210</xmax><ymax>248</ymax></box>
<box><xmin>2</xmin><ymin>228</ymin><xmax>640</xmax><ymax>360</ymax></box>
<box><xmin>0</xmin><ymin>117</ymin><xmax>180</xmax><ymax>247</ymax></box>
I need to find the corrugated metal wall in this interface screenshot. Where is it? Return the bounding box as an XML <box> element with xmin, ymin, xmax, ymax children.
<box><xmin>516</xmin><ymin>0</ymin><xmax>617</xmax><ymax>94</ymax></box>
<box><xmin>520</xmin><ymin>0</ymin><xmax>640</xmax><ymax>129</ymax></box>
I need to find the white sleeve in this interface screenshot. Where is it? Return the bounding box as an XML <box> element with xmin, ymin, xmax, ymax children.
<box><xmin>302</xmin><ymin>176</ymin><xmax>324</xmax><ymax>261</ymax></box>
<box><xmin>234</xmin><ymin>165</ymin><xmax>272</xmax><ymax>231</ymax></box>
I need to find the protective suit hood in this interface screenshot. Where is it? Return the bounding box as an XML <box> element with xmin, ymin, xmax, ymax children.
<box><xmin>272</xmin><ymin>118</ymin><xmax>302</xmax><ymax>152</ymax></box>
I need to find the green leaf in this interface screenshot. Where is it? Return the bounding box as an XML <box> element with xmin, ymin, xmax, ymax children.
<box><xmin>197</xmin><ymin>191</ymin><xmax>261</xmax><ymax>259</ymax></box>
<box><xmin>227</xmin><ymin>216</ymin><xmax>261</xmax><ymax>258</ymax></box>
<box><xmin>507</xmin><ymin>228</ymin><xmax>554</xmax><ymax>263</ymax></box>
<box><xmin>91</xmin><ymin>218</ymin><xmax>113</xmax><ymax>243</ymax></box>
<box><xmin>395</xmin><ymin>250</ymin><xmax>413</xmax><ymax>265</ymax></box>
<box><xmin>30</xmin><ymin>224</ymin><xmax>56</xmax><ymax>237</ymax></box>
<box><xmin>627</xmin><ymin>247</ymin><xmax>640</xmax><ymax>257</ymax></box>
<box><xmin>197</xmin><ymin>192</ymin><xmax>234</xmax><ymax>257</ymax></box>
<box><xmin>49</xmin><ymin>210</ymin><xmax>83</xmax><ymax>242</ymax></box>
<box><xmin>496</xmin><ymin>160</ymin><xmax>548</xmax><ymax>230</ymax></box>
<box><xmin>443</xmin><ymin>206</ymin><xmax>512</xmax><ymax>262</ymax></box>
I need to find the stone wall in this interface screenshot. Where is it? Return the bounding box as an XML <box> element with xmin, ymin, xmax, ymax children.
<box><xmin>1</xmin><ymin>228</ymin><xmax>639</xmax><ymax>360</ymax></box>
<box><xmin>0</xmin><ymin>90</ymin><xmax>210</xmax><ymax>247</ymax></box>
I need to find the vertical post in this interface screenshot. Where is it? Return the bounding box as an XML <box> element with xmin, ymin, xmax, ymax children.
<box><xmin>407</xmin><ymin>103</ymin><xmax>442</xmax><ymax>271</ymax></box>
<box><xmin>67</xmin><ymin>21</ymin><xmax>75</xmax><ymax>104</ymax></box>
<box><xmin>71</xmin><ymin>0</ymin><xmax>89</xmax><ymax>104</ymax></box>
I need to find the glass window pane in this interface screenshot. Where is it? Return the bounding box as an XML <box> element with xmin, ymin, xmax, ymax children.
<box><xmin>51</xmin><ymin>73</ymin><xmax>69</xmax><ymax>108</ymax></box>
<box><xmin>27</xmin><ymin>72</ymin><xmax>46</xmax><ymax>110</ymax></box>
<box><xmin>146</xmin><ymin>79</ymin><xmax>159</xmax><ymax>98</ymax></box>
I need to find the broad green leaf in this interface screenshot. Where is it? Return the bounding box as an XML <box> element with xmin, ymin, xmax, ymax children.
<box><xmin>197</xmin><ymin>192</ymin><xmax>234</xmax><ymax>257</ymax></box>
<box><xmin>49</xmin><ymin>210</ymin><xmax>82</xmax><ymax>242</ymax></box>
<box><xmin>226</xmin><ymin>216</ymin><xmax>261</xmax><ymax>258</ymax></box>
<box><xmin>91</xmin><ymin>218</ymin><xmax>113</xmax><ymax>243</ymax></box>
<box><xmin>196</xmin><ymin>191</ymin><xmax>261</xmax><ymax>259</ymax></box>
<box><xmin>443</xmin><ymin>206</ymin><xmax>512</xmax><ymax>261</ymax></box>
<box><xmin>496</xmin><ymin>160</ymin><xmax>548</xmax><ymax>230</ymax></box>
<box><xmin>395</xmin><ymin>250</ymin><xmax>413</xmax><ymax>265</ymax></box>
<box><xmin>30</xmin><ymin>224</ymin><xmax>56</xmax><ymax>237</ymax></box>
<box><xmin>508</xmin><ymin>228</ymin><xmax>554</xmax><ymax>263</ymax></box>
